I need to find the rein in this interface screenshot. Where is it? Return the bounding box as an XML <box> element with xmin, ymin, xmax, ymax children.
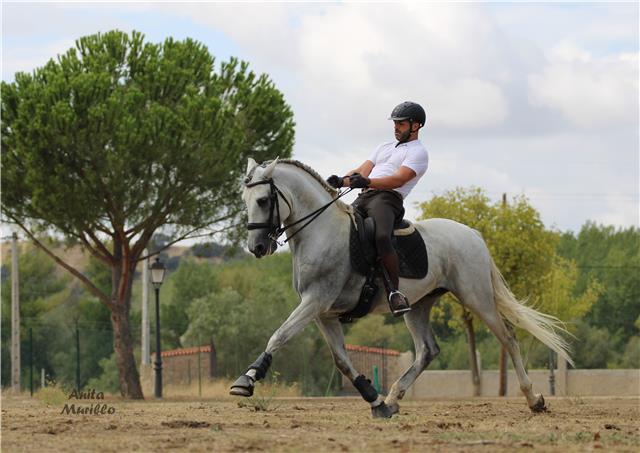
<box><xmin>246</xmin><ymin>178</ymin><xmax>353</xmax><ymax>245</ymax></box>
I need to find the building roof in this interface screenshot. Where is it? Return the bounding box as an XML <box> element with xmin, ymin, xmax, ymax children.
<box><xmin>346</xmin><ymin>344</ymin><xmax>401</xmax><ymax>356</ymax></box>
<box><xmin>152</xmin><ymin>343</ymin><xmax>401</xmax><ymax>359</ymax></box>
<box><xmin>152</xmin><ymin>345</ymin><xmax>212</xmax><ymax>358</ymax></box>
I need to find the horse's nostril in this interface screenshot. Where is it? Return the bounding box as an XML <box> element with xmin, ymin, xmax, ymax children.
<box><xmin>255</xmin><ymin>243</ymin><xmax>265</xmax><ymax>255</ymax></box>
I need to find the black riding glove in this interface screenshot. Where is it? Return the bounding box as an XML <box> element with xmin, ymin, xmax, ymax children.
<box><xmin>326</xmin><ymin>174</ymin><xmax>344</xmax><ymax>189</ymax></box>
<box><xmin>349</xmin><ymin>173</ymin><xmax>370</xmax><ymax>189</ymax></box>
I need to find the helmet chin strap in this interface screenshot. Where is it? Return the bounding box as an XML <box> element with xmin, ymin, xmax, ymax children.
<box><xmin>395</xmin><ymin>120</ymin><xmax>419</xmax><ymax>147</ymax></box>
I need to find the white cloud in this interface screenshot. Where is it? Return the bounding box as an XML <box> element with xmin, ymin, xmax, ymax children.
<box><xmin>428</xmin><ymin>77</ymin><xmax>508</xmax><ymax>129</ymax></box>
<box><xmin>528</xmin><ymin>44</ymin><xmax>638</xmax><ymax>129</ymax></box>
<box><xmin>2</xmin><ymin>2</ymin><xmax>638</xmax><ymax>233</ymax></box>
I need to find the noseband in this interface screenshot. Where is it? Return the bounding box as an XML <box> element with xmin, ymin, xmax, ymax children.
<box><xmin>245</xmin><ymin>177</ymin><xmax>353</xmax><ymax>245</ymax></box>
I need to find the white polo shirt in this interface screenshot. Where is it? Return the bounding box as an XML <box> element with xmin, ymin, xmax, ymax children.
<box><xmin>367</xmin><ymin>139</ymin><xmax>429</xmax><ymax>199</ymax></box>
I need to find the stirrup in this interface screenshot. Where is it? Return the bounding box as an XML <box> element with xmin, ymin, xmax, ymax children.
<box><xmin>388</xmin><ymin>290</ymin><xmax>411</xmax><ymax>316</ymax></box>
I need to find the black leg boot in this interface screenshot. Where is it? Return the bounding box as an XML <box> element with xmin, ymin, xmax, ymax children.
<box><xmin>380</xmin><ymin>253</ymin><xmax>411</xmax><ymax>316</ymax></box>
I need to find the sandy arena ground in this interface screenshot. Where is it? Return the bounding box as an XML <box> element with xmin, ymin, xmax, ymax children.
<box><xmin>2</xmin><ymin>393</ymin><xmax>638</xmax><ymax>452</ymax></box>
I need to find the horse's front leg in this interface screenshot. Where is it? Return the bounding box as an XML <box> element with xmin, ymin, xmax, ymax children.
<box><xmin>316</xmin><ymin>317</ymin><xmax>397</xmax><ymax>418</ymax></box>
<box><xmin>230</xmin><ymin>298</ymin><xmax>324</xmax><ymax>397</ymax></box>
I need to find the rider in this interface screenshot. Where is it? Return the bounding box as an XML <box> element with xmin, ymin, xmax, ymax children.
<box><xmin>327</xmin><ymin>101</ymin><xmax>429</xmax><ymax>315</ymax></box>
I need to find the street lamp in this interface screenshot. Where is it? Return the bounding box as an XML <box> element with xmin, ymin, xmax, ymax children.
<box><xmin>150</xmin><ymin>257</ymin><xmax>166</xmax><ymax>398</ymax></box>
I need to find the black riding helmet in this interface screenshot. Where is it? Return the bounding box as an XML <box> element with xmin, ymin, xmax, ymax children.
<box><xmin>389</xmin><ymin>101</ymin><xmax>426</xmax><ymax>127</ymax></box>
<box><xmin>389</xmin><ymin>101</ymin><xmax>426</xmax><ymax>146</ymax></box>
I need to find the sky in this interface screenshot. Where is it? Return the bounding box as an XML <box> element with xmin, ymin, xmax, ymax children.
<box><xmin>2</xmin><ymin>1</ymin><xmax>639</xmax><ymax>234</ymax></box>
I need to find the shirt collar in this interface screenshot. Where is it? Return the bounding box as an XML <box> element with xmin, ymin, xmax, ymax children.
<box><xmin>394</xmin><ymin>139</ymin><xmax>421</xmax><ymax>148</ymax></box>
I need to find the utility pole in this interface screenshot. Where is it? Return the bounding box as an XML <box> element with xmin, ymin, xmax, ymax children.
<box><xmin>141</xmin><ymin>250</ymin><xmax>150</xmax><ymax>366</ymax></box>
<box><xmin>499</xmin><ymin>193</ymin><xmax>508</xmax><ymax>396</ymax></box>
<box><xmin>11</xmin><ymin>232</ymin><xmax>21</xmax><ymax>393</ymax></box>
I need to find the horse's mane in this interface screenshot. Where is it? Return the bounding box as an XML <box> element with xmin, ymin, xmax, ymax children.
<box><xmin>250</xmin><ymin>158</ymin><xmax>349</xmax><ymax>210</ymax></box>
<box><xmin>276</xmin><ymin>159</ymin><xmax>339</xmax><ymax>197</ymax></box>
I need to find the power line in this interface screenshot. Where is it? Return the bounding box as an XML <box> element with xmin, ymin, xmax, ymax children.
<box><xmin>576</xmin><ymin>265</ymin><xmax>640</xmax><ymax>269</ymax></box>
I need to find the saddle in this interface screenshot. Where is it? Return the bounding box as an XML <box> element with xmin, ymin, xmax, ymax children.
<box><xmin>349</xmin><ymin>209</ymin><xmax>428</xmax><ymax>279</ymax></box>
<box><xmin>340</xmin><ymin>209</ymin><xmax>428</xmax><ymax>323</ymax></box>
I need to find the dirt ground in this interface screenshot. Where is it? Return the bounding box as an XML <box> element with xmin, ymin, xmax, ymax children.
<box><xmin>2</xmin><ymin>393</ymin><xmax>638</xmax><ymax>452</ymax></box>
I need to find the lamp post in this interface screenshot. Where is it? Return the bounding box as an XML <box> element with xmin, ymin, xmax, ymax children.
<box><xmin>150</xmin><ymin>257</ymin><xmax>166</xmax><ymax>398</ymax></box>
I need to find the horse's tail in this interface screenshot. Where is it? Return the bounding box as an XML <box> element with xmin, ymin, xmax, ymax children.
<box><xmin>490</xmin><ymin>259</ymin><xmax>574</xmax><ymax>367</ymax></box>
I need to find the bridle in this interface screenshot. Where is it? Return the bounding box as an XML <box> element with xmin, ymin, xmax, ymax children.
<box><xmin>246</xmin><ymin>178</ymin><xmax>291</xmax><ymax>241</ymax></box>
<box><xmin>245</xmin><ymin>177</ymin><xmax>353</xmax><ymax>245</ymax></box>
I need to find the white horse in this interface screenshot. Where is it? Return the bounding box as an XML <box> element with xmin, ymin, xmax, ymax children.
<box><xmin>230</xmin><ymin>158</ymin><xmax>572</xmax><ymax>418</ymax></box>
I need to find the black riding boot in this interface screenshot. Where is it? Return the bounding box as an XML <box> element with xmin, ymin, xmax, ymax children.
<box><xmin>380</xmin><ymin>253</ymin><xmax>411</xmax><ymax>316</ymax></box>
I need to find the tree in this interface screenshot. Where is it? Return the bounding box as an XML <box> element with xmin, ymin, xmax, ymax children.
<box><xmin>418</xmin><ymin>188</ymin><xmax>559</xmax><ymax>391</ymax></box>
<box><xmin>557</xmin><ymin>223</ymin><xmax>640</xmax><ymax>346</ymax></box>
<box><xmin>538</xmin><ymin>256</ymin><xmax>601</xmax><ymax>331</ymax></box>
<box><xmin>181</xmin><ymin>252</ymin><xmax>336</xmax><ymax>395</ymax></box>
<box><xmin>161</xmin><ymin>258</ymin><xmax>219</xmax><ymax>349</ymax></box>
<box><xmin>1</xmin><ymin>30</ymin><xmax>295</xmax><ymax>398</ymax></box>
<box><xmin>344</xmin><ymin>315</ymin><xmax>412</xmax><ymax>352</ymax></box>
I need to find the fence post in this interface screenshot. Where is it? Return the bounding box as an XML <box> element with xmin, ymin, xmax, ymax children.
<box><xmin>382</xmin><ymin>342</ymin><xmax>387</xmax><ymax>393</ymax></box>
<box><xmin>198</xmin><ymin>346</ymin><xmax>202</xmax><ymax>398</ymax></box>
<box><xmin>557</xmin><ymin>354</ymin><xmax>568</xmax><ymax>396</ymax></box>
<box><xmin>75</xmin><ymin>320</ymin><xmax>81</xmax><ymax>391</ymax></box>
<box><xmin>29</xmin><ymin>328</ymin><xmax>34</xmax><ymax>396</ymax></box>
<box><xmin>210</xmin><ymin>338</ymin><xmax>216</xmax><ymax>379</ymax></box>
<box><xmin>372</xmin><ymin>366</ymin><xmax>380</xmax><ymax>393</ymax></box>
<box><xmin>548</xmin><ymin>349</ymin><xmax>556</xmax><ymax>396</ymax></box>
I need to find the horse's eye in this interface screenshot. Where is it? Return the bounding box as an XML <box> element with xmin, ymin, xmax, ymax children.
<box><xmin>257</xmin><ymin>197</ymin><xmax>269</xmax><ymax>207</ymax></box>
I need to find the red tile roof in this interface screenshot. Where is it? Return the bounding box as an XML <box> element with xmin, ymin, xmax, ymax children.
<box><xmin>346</xmin><ymin>344</ymin><xmax>401</xmax><ymax>356</ymax></box>
<box><xmin>152</xmin><ymin>343</ymin><xmax>400</xmax><ymax>359</ymax></box>
<box><xmin>152</xmin><ymin>345</ymin><xmax>212</xmax><ymax>358</ymax></box>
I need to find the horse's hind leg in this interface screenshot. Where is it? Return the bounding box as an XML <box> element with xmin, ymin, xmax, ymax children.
<box><xmin>384</xmin><ymin>295</ymin><xmax>440</xmax><ymax>410</ymax></box>
<box><xmin>482</xmin><ymin>311</ymin><xmax>546</xmax><ymax>411</ymax></box>
<box><xmin>455</xmin><ymin>281</ymin><xmax>546</xmax><ymax>412</ymax></box>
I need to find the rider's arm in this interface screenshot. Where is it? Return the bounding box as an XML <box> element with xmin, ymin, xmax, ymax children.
<box><xmin>348</xmin><ymin>160</ymin><xmax>374</xmax><ymax>177</ymax></box>
<box><xmin>367</xmin><ymin>166</ymin><xmax>416</xmax><ymax>190</ymax></box>
<box><xmin>343</xmin><ymin>160</ymin><xmax>374</xmax><ymax>186</ymax></box>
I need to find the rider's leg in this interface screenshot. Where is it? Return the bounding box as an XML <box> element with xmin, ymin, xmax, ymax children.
<box><xmin>366</xmin><ymin>192</ymin><xmax>410</xmax><ymax>315</ymax></box>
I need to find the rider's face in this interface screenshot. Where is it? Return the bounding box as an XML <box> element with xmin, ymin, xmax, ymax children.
<box><xmin>394</xmin><ymin>120</ymin><xmax>412</xmax><ymax>142</ymax></box>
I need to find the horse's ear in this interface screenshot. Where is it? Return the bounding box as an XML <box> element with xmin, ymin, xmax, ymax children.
<box><xmin>262</xmin><ymin>157</ymin><xmax>279</xmax><ymax>178</ymax></box>
<box><xmin>246</xmin><ymin>157</ymin><xmax>258</xmax><ymax>175</ymax></box>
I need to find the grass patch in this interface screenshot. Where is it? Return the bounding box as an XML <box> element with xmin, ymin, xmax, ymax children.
<box><xmin>139</xmin><ymin>367</ymin><xmax>300</xmax><ymax>400</ymax></box>
<box><xmin>238</xmin><ymin>372</ymin><xmax>287</xmax><ymax>412</ymax></box>
<box><xmin>34</xmin><ymin>381</ymin><xmax>69</xmax><ymax>406</ymax></box>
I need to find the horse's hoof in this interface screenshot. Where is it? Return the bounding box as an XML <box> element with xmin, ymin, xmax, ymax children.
<box><xmin>229</xmin><ymin>375</ymin><xmax>254</xmax><ymax>397</ymax></box>
<box><xmin>530</xmin><ymin>394</ymin><xmax>547</xmax><ymax>413</ymax></box>
<box><xmin>371</xmin><ymin>402</ymin><xmax>394</xmax><ymax>419</ymax></box>
<box><xmin>387</xmin><ymin>403</ymin><xmax>400</xmax><ymax>415</ymax></box>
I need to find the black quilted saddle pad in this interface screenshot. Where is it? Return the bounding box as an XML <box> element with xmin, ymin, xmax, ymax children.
<box><xmin>349</xmin><ymin>218</ymin><xmax>428</xmax><ymax>279</ymax></box>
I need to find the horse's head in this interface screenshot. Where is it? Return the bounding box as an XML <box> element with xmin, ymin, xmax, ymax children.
<box><xmin>242</xmin><ymin>157</ymin><xmax>291</xmax><ymax>258</ymax></box>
